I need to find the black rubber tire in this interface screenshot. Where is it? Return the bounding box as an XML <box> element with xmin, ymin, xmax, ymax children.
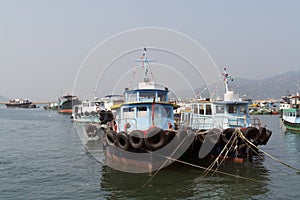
<box><xmin>106</xmin><ymin>130</ymin><xmax>117</xmax><ymax>145</ymax></box>
<box><xmin>116</xmin><ymin>131</ymin><xmax>130</xmax><ymax>150</ymax></box>
<box><xmin>144</xmin><ymin>127</ymin><xmax>167</xmax><ymax>150</ymax></box>
<box><xmin>221</xmin><ymin>128</ymin><xmax>235</xmax><ymax>144</ymax></box>
<box><xmin>244</xmin><ymin>127</ymin><xmax>260</xmax><ymax>143</ymax></box>
<box><xmin>129</xmin><ymin>130</ymin><xmax>144</xmax><ymax>149</ymax></box>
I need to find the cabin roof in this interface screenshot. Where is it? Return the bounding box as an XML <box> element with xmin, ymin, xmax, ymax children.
<box><xmin>212</xmin><ymin>101</ymin><xmax>249</xmax><ymax>105</ymax></box>
<box><xmin>124</xmin><ymin>88</ymin><xmax>168</xmax><ymax>94</ymax></box>
<box><xmin>111</xmin><ymin>101</ymin><xmax>179</xmax><ymax>109</ymax></box>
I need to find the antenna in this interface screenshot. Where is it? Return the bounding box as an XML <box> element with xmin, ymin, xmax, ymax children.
<box><xmin>134</xmin><ymin>48</ymin><xmax>156</xmax><ymax>82</ymax></box>
<box><xmin>223</xmin><ymin>68</ymin><xmax>233</xmax><ymax>93</ymax></box>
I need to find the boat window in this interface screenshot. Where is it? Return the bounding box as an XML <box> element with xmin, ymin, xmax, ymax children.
<box><xmin>297</xmin><ymin>110</ymin><xmax>300</xmax><ymax>117</ymax></box>
<box><xmin>150</xmin><ymin>106</ymin><xmax>160</xmax><ymax>125</ymax></box>
<box><xmin>127</xmin><ymin>94</ymin><xmax>137</xmax><ymax>102</ymax></box>
<box><xmin>228</xmin><ymin>105</ymin><xmax>237</xmax><ymax>114</ymax></box>
<box><xmin>83</xmin><ymin>102</ymin><xmax>89</xmax><ymax>107</ymax></box>
<box><xmin>123</xmin><ymin>107</ymin><xmax>135</xmax><ymax>118</ymax></box>
<box><xmin>199</xmin><ymin>105</ymin><xmax>205</xmax><ymax>114</ymax></box>
<box><xmin>216</xmin><ymin>105</ymin><xmax>224</xmax><ymax>114</ymax></box>
<box><xmin>137</xmin><ymin>106</ymin><xmax>147</xmax><ymax>117</ymax></box>
<box><xmin>139</xmin><ymin>91</ymin><xmax>156</xmax><ymax>101</ymax></box>
<box><xmin>240</xmin><ymin>105</ymin><xmax>247</xmax><ymax>114</ymax></box>
<box><xmin>206</xmin><ymin>105</ymin><xmax>212</xmax><ymax>115</ymax></box>
<box><xmin>193</xmin><ymin>104</ymin><xmax>198</xmax><ymax>114</ymax></box>
<box><xmin>158</xmin><ymin>93</ymin><xmax>167</xmax><ymax>102</ymax></box>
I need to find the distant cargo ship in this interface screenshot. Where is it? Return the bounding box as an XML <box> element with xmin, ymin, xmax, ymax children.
<box><xmin>5</xmin><ymin>99</ymin><xmax>37</xmax><ymax>108</ymax></box>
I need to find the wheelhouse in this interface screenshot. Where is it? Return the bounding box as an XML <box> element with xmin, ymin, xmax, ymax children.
<box><xmin>112</xmin><ymin>83</ymin><xmax>177</xmax><ymax>132</ymax></box>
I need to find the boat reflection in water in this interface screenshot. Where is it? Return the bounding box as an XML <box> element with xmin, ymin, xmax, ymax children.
<box><xmin>99</xmin><ymin>156</ymin><xmax>270</xmax><ymax>199</ymax></box>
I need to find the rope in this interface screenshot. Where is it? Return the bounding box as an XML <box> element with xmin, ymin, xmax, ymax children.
<box><xmin>143</xmin><ymin>149</ymin><xmax>265</xmax><ymax>184</ymax></box>
<box><xmin>237</xmin><ymin>131</ymin><xmax>289</xmax><ymax>174</ymax></box>
<box><xmin>236</xmin><ymin>128</ymin><xmax>300</xmax><ymax>173</ymax></box>
<box><xmin>140</xmin><ymin>127</ymin><xmax>299</xmax><ymax>187</ymax></box>
<box><xmin>201</xmin><ymin>129</ymin><xmax>238</xmax><ymax>178</ymax></box>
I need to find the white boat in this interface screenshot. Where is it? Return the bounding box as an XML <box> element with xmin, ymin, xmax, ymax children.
<box><xmin>72</xmin><ymin>99</ymin><xmax>105</xmax><ymax>123</ymax></box>
<box><xmin>179</xmin><ymin>68</ymin><xmax>272</xmax><ymax>154</ymax></box>
<box><xmin>72</xmin><ymin>98</ymin><xmax>115</xmax><ymax>140</ymax></box>
<box><xmin>180</xmin><ymin>68</ymin><xmax>252</xmax><ymax>130</ymax></box>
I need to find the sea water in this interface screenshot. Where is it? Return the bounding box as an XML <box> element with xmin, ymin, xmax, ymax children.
<box><xmin>0</xmin><ymin>107</ymin><xmax>299</xmax><ymax>199</ymax></box>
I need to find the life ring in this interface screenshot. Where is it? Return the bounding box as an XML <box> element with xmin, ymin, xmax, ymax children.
<box><xmin>221</xmin><ymin>128</ymin><xmax>235</xmax><ymax>144</ymax></box>
<box><xmin>244</xmin><ymin>127</ymin><xmax>260</xmax><ymax>143</ymax></box>
<box><xmin>116</xmin><ymin>131</ymin><xmax>130</xmax><ymax>150</ymax></box>
<box><xmin>128</xmin><ymin>130</ymin><xmax>144</xmax><ymax>149</ymax></box>
<box><xmin>106</xmin><ymin>130</ymin><xmax>117</xmax><ymax>145</ymax></box>
<box><xmin>144</xmin><ymin>127</ymin><xmax>167</xmax><ymax>150</ymax></box>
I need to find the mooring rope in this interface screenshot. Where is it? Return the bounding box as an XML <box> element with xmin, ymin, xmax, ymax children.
<box><xmin>144</xmin><ymin>149</ymin><xmax>265</xmax><ymax>185</ymax></box>
<box><xmin>201</xmin><ymin>129</ymin><xmax>238</xmax><ymax>178</ymax></box>
<box><xmin>237</xmin><ymin>130</ymin><xmax>289</xmax><ymax>174</ymax></box>
<box><xmin>236</xmin><ymin>128</ymin><xmax>300</xmax><ymax>173</ymax></box>
<box><xmin>142</xmin><ymin>127</ymin><xmax>299</xmax><ymax>187</ymax></box>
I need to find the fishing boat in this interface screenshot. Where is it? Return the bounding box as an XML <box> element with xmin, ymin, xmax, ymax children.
<box><xmin>5</xmin><ymin>98</ymin><xmax>37</xmax><ymax>108</ymax></box>
<box><xmin>102</xmin><ymin>48</ymin><xmax>193</xmax><ymax>172</ymax></box>
<box><xmin>179</xmin><ymin>68</ymin><xmax>272</xmax><ymax>161</ymax></box>
<box><xmin>282</xmin><ymin>94</ymin><xmax>300</xmax><ymax>132</ymax></box>
<box><xmin>57</xmin><ymin>94</ymin><xmax>81</xmax><ymax>114</ymax></box>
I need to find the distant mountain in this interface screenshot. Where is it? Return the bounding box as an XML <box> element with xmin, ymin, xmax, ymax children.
<box><xmin>175</xmin><ymin>70</ymin><xmax>300</xmax><ymax>100</ymax></box>
<box><xmin>232</xmin><ymin>71</ymin><xmax>300</xmax><ymax>100</ymax></box>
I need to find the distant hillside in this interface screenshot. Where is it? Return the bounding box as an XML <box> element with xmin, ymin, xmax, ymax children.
<box><xmin>232</xmin><ymin>70</ymin><xmax>300</xmax><ymax>100</ymax></box>
<box><xmin>175</xmin><ymin>70</ymin><xmax>300</xmax><ymax>100</ymax></box>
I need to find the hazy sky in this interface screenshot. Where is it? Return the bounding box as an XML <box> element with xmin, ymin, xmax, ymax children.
<box><xmin>0</xmin><ymin>0</ymin><xmax>299</xmax><ymax>101</ymax></box>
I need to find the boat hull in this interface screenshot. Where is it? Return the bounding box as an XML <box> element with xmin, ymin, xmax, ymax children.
<box><xmin>102</xmin><ymin>126</ymin><xmax>272</xmax><ymax>172</ymax></box>
<box><xmin>58</xmin><ymin>109</ymin><xmax>73</xmax><ymax>114</ymax></box>
<box><xmin>5</xmin><ymin>103</ymin><xmax>37</xmax><ymax>108</ymax></box>
<box><xmin>282</xmin><ymin>119</ymin><xmax>300</xmax><ymax>132</ymax></box>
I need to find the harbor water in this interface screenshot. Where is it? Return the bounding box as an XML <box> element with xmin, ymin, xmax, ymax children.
<box><xmin>1</xmin><ymin>107</ymin><xmax>300</xmax><ymax>199</ymax></box>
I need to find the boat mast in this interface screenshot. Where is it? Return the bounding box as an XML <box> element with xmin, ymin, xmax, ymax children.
<box><xmin>223</xmin><ymin>68</ymin><xmax>233</xmax><ymax>93</ymax></box>
<box><xmin>134</xmin><ymin>48</ymin><xmax>156</xmax><ymax>82</ymax></box>
<box><xmin>142</xmin><ymin>48</ymin><xmax>149</xmax><ymax>82</ymax></box>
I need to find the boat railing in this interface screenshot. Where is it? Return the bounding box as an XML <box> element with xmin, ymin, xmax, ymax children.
<box><xmin>225</xmin><ymin>115</ymin><xmax>249</xmax><ymax>128</ymax></box>
<box><xmin>179</xmin><ymin>115</ymin><xmax>215</xmax><ymax>130</ymax></box>
<box><xmin>179</xmin><ymin>114</ymin><xmax>250</xmax><ymax>130</ymax></box>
